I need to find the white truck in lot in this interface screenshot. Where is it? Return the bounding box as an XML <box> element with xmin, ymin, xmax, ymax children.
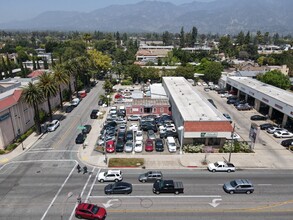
<box><xmin>208</xmin><ymin>161</ymin><xmax>236</xmax><ymax>173</ymax></box>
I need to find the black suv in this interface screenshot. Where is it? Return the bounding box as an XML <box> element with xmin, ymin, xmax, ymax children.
<box><xmin>90</xmin><ymin>109</ymin><xmax>99</xmax><ymax>119</ymax></box>
<box><xmin>126</xmin><ymin>131</ymin><xmax>133</xmax><ymax>142</ymax></box>
<box><xmin>155</xmin><ymin>138</ymin><xmax>164</xmax><ymax>152</ymax></box>
<box><xmin>140</xmin><ymin>122</ymin><xmax>157</xmax><ymax>132</ymax></box>
<box><xmin>115</xmin><ymin>139</ymin><xmax>125</xmax><ymax>152</ymax></box>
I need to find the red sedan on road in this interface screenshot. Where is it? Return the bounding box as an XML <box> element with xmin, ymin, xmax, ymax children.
<box><xmin>75</xmin><ymin>202</ymin><xmax>107</xmax><ymax>220</ymax></box>
<box><xmin>106</xmin><ymin>140</ymin><xmax>115</xmax><ymax>153</ymax></box>
<box><xmin>145</xmin><ymin>139</ymin><xmax>154</xmax><ymax>152</ymax></box>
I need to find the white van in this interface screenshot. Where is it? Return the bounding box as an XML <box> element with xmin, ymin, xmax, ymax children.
<box><xmin>167</xmin><ymin>136</ymin><xmax>176</xmax><ymax>152</ymax></box>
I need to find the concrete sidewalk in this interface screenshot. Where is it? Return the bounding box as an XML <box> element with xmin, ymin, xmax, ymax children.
<box><xmin>1</xmin><ymin>105</ymin><xmax>293</xmax><ymax>170</ymax></box>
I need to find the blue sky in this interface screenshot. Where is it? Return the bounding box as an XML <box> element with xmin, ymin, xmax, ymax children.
<box><xmin>0</xmin><ymin>0</ymin><xmax>214</xmax><ymax>23</ymax></box>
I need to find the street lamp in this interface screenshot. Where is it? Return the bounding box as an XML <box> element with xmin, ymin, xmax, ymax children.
<box><xmin>107</xmin><ymin>95</ymin><xmax>110</xmax><ymax>107</ymax></box>
<box><xmin>228</xmin><ymin>123</ymin><xmax>236</xmax><ymax>163</ymax></box>
<box><xmin>178</xmin><ymin>126</ymin><xmax>184</xmax><ymax>155</ymax></box>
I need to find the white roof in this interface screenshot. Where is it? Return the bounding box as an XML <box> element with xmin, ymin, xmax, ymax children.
<box><xmin>228</xmin><ymin>77</ymin><xmax>293</xmax><ymax>107</ymax></box>
<box><xmin>163</xmin><ymin>77</ymin><xmax>224</xmax><ymax>121</ymax></box>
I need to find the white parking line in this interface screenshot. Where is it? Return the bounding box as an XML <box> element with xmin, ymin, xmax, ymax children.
<box><xmin>69</xmin><ymin>167</ymin><xmax>96</xmax><ymax>220</ymax></box>
<box><xmin>40</xmin><ymin>161</ymin><xmax>78</xmax><ymax>220</ymax></box>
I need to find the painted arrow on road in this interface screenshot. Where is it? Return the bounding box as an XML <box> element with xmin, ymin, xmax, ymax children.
<box><xmin>209</xmin><ymin>198</ymin><xmax>222</xmax><ymax>208</ymax></box>
<box><xmin>103</xmin><ymin>199</ymin><xmax>120</xmax><ymax>208</ymax></box>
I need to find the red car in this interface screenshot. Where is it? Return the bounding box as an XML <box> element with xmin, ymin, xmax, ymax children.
<box><xmin>75</xmin><ymin>203</ymin><xmax>107</xmax><ymax>220</ymax></box>
<box><xmin>145</xmin><ymin>139</ymin><xmax>154</xmax><ymax>152</ymax></box>
<box><xmin>106</xmin><ymin>140</ymin><xmax>115</xmax><ymax>153</ymax></box>
<box><xmin>114</xmin><ymin>93</ymin><xmax>123</xmax><ymax>99</ymax></box>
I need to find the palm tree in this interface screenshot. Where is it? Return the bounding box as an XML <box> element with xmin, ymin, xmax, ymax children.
<box><xmin>38</xmin><ymin>72</ymin><xmax>57</xmax><ymax>121</ymax></box>
<box><xmin>21</xmin><ymin>82</ymin><xmax>44</xmax><ymax>134</ymax></box>
<box><xmin>53</xmin><ymin>64</ymin><xmax>69</xmax><ymax>109</ymax></box>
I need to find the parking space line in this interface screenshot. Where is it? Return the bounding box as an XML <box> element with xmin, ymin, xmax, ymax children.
<box><xmin>69</xmin><ymin>166</ymin><xmax>96</xmax><ymax>220</ymax></box>
<box><xmin>40</xmin><ymin>160</ymin><xmax>78</xmax><ymax>220</ymax></box>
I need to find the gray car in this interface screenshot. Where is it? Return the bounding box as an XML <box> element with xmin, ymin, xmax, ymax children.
<box><xmin>124</xmin><ymin>141</ymin><xmax>133</xmax><ymax>153</ymax></box>
<box><xmin>138</xmin><ymin>171</ymin><xmax>163</xmax><ymax>183</ymax></box>
<box><xmin>223</xmin><ymin>179</ymin><xmax>254</xmax><ymax>194</ymax></box>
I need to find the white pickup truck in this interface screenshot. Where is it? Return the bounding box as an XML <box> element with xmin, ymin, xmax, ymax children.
<box><xmin>208</xmin><ymin>161</ymin><xmax>236</xmax><ymax>173</ymax></box>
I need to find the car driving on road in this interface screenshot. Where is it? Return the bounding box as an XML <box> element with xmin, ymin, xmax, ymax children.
<box><xmin>223</xmin><ymin>179</ymin><xmax>254</xmax><ymax>194</ymax></box>
<box><xmin>75</xmin><ymin>203</ymin><xmax>107</xmax><ymax>220</ymax></box>
<box><xmin>104</xmin><ymin>182</ymin><xmax>132</xmax><ymax>195</ymax></box>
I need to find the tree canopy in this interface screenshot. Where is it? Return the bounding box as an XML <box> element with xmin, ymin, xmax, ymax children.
<box><xmin>257</xmin><ymin>70</ymin><xmax>291</xmax><ymax>90</ymax></box>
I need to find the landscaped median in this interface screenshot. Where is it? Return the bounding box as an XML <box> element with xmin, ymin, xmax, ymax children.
<box><xmin>108</xmin><ymin>158</ymin><xmax>145</xmax><ymax>168</ymax></box>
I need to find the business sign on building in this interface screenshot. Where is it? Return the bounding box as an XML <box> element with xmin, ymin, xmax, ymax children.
<box><xmin>0</xmin><ymin>112</ymin><xmax>10</xmax><ymax>121</ymax></box>
<box><xmin>200</xmin><ymin>132</ymin><xmax>218</xmax><ymax>138</ymax></box>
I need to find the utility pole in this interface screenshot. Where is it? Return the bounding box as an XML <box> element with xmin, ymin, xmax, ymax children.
<box><xmin>228</xmin><ymin>123</ymin><xmax>236</xmax><ymax>163</ymax></box>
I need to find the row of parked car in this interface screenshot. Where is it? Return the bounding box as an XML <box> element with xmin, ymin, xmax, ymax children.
<box><xmin>97</xmin><ymin>112</ymin><xmax>179</xmax><ymax>153</ymax></box>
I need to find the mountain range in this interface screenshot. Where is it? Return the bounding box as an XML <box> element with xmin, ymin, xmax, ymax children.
<box><xmin>1</xmin><ymin>0</ymin><xmax>293</xmax><ymax>34</ymax></box>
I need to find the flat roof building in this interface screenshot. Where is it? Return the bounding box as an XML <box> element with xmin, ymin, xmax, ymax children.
<box><xmin>162</xmin><ymin>77</ymin><xmax>233</xmax><ymax>147</ymax></box>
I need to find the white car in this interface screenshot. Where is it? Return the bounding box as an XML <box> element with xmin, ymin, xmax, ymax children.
<box><xmin>197</xmin><ymin>82</ymin><xmax>202</xmax><ymax>86</ymax></box>
<box><xmin>134</xmin><ymin>141</ymin><xmax>143</xmax><ymax>153</ymax></box>
<box><xmin>274</xmin><ymin>130</ymin><xmax>293</xmax><ymax>138</ymax></box>
<box><xmin>129</xmin><ymin>123</ymin><xmax>138</xmax><ymax>132</ymax></box>
<box><xmin>267</xmin><ymin>126</ymin><xmax>284</xmax><ymax>134</ymax></box>
<box><xmin>128</xmin><ymin>115</ymin><xmax>141</xmax><ymax>121</ymax></box>
<box><xmin>71</xmin><ymin>98</ymin><xmax>80</xmax><ymax>106</ymax></box>
<box><xmin>202</xmin><ymin>82</ymin><xmax>207</xmax><ymax>86</ymax></box>
<box><xmin>136</xmin><ymin>130</ymin><xmax>143</xmax><ymax>141</ymax></box>
<box><xmin>98</xmin><ymin>170</ymin><xmax>123</xmax><ymax>182</ymax></box>
<box><xmin>47</xmin><ymin>120</ymin><xmax>60</xmax><ymax>132</ymax></box>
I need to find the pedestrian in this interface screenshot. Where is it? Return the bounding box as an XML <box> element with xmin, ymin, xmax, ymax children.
<box><xmin>83</xmin><ymin>166</ymin><xmax>88</xmax><ymax>174</ymax></box>
<box><xmin>77</xmin><ymin>164</ymin><xmax>81</xmax><ymax>173</ymax></box>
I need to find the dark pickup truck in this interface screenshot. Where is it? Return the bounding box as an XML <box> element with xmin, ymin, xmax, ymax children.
<box><xmin>153</xmin><ymin>180</ymin><xmax>184</xmax><ymax>195</ymax></box>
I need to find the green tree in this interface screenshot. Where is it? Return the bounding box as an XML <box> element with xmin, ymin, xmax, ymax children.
<box><xmin>179</xmin><ymin>27</ymin><xmax>185</xmax><ymax>48</ymax></box>
<box><xmin>162</xmin><ymin>31</ymin><xmax>172</xmax><ymax>46</ymax></box>
<box><xmin>53</xmin><ymin>64</ymin><xmax>69</xmax><ymax>109</ymax></box>
<box><xmin>21</xmin><ymin>82</ymin><xmax>44</xmax><ymax>134</ymax></box>
<box><xmin>32</xmin><ymin>56</ymin><xmax>36</xmax><ymax>70</ymax></box>
<box><xmin>203</xmin><ymin>61</ymin><xmax>223</xmax><ymax>83</ymax></box>
<box><xmin>37</xmin><ymin>72</ymin><xmax>57</xmax><ymax>121</ymax></box>
<box><xmin>103</xmin><ymin>79</ymin><xmax>113</xmax><ymax>93</ymax></box>
<box><xmin>257</xmin><ymin>70</ymin><xmax>291</xmax><ymax>90</ymax></box>
<box><xmin>191</xmin><ymin>26</ymin><xmax>198</xmax><ymax>47</ymax></box>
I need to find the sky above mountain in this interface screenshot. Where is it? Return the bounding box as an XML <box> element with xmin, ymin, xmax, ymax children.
<box><xmin>0</xmin><ymin>0</ymin><xmax>214</xmax><ymax>24</ymax></box>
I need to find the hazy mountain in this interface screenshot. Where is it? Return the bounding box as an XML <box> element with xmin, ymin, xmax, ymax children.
<box><xmin>1</xmin><ymin>0</ymin><xmax>293</xmax><ymax>34</ymax></box>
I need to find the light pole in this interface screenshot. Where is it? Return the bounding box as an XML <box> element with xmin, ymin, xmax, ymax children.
<box><xmin>107</xmin><ymin>95</ymin><xmax>110</xmax><ymax>107</ymax></box>
<box><xmin>178</xmin><ymin>126</ymin><xmax>184</xmax><ymax>155</ymax></box>
<box><xmin>228</xmin><ymin>123</ymin><xmax>236</xmax><ymax>162</ymax></box>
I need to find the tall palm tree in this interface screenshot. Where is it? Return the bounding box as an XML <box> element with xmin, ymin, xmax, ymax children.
<box><xmin>38</xmin><ymin>72</ymin><xmax>57</xmax><ymax>121</ymax></box>
<box><xmin>21</xmin><ymin>82</ymin><xmax>44</xmax><ymax>134</ymax></box>
<box><xmin>53</xmin><ymin>64</ymin><xmax>69</xmax><ymax>109</ymax></box>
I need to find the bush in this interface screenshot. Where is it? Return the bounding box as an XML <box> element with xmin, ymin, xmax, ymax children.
<box><xmin>220</xmin><ymin>141</ymin><xmax>251</xmax><ymax>153</ymax></box>
<box><xmin>0</xmin><ymin>149</ymin><xmax>6</xmax><ymax>154</ymax></box>
<box><xmin>183</xmin><ymin>144</ymin><xmax>204</xmax><ymax>153</ymax></box>
<box><xmin>6</xmin><ymin>143</ymin><xmax>18</xmax><ymax>151</ymax></box>
<box><xmin>121</xmin><ymin>79</ymin><xmax>132</xmax><ymax>85</ymax></box>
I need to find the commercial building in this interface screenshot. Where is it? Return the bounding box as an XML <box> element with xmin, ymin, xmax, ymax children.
<box><xmin>226</xmin><ymin>77</ymin><xmax>293</xmax><ymax>128</ymax></box>
<box><xmin>162</xmin><ymin>77</ymin><xmax>233</xmax><ymax>147</ymax></box>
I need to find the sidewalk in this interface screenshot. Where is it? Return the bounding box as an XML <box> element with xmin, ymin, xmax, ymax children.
<box><xmin>1</xmin><ymin>107</ymin><xmax>293</xmax><ymax>170</ymax></box>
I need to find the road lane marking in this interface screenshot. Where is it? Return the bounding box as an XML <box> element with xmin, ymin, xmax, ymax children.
<box><xmin>85</xmin><ymin>168</ymin><xmax>101</xmax><ymax>202</ymax></box>
<box><xmin>25</xmin><ymin>150</ymin><xmax>78</xmax><ymax>153</ymax></box>
<box><xmin>40</xmin><ymin>160</ymin><xmax>77</xmax><ymax>220</ymax></box>
<box><xmin>69</xmin><ymin>167</ymin><xmax>96</xmax><ymax>220</ymax></box>
<box><xmin>89</xmin><ymin>195</ymin><xmax>222</xmax><ymax>198</ymax></box>
<box><xmin>257</xmin><ymin>184</ymin><xmax>272</xmax><ymax>186</ymax></box>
